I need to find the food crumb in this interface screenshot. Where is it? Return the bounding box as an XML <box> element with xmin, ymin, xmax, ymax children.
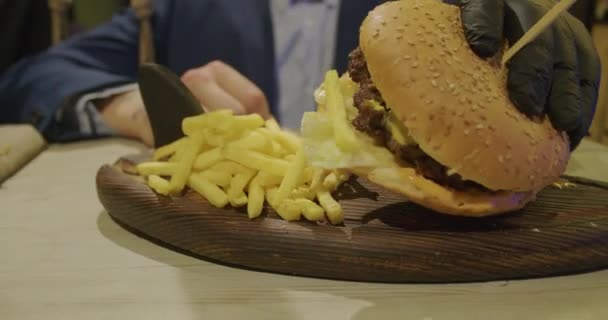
<box><xmin>532</xmin><ymin>228</ymin><xmax>541</xmax><ymax>232</ymax></box>
<box><xmin>590</xmin><ymin>222</ymin><xmax>598</xmax><ymax>228</ymax></box>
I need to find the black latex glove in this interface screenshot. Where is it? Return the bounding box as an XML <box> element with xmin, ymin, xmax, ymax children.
<box><xmin>458</xmin><ymin>0</ymin><xmax>601</xmax><ymax>150</ymax></box>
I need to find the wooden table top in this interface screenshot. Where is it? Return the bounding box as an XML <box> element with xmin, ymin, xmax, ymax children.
<box><xmin>2</xmin><ymin>138</ymin><xmax>608</xmax><ymax>320</ymax></box>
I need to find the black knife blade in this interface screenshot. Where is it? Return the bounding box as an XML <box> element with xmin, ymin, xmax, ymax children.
<box><xmin>138</xmin><ymin>63</ymin><xmax>203</xmax><ymax>147</ymax></box>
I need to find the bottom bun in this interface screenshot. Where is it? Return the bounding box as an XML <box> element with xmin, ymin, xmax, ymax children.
<box><xmin>352</xmin><ymin>166</ymin><xmax>537</xmax><ymax>217</ymax></box>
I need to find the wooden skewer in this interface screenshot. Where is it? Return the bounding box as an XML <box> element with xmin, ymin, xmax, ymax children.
<box><xmin>502</xmin><ymin>0</ymin><xmax>577</xmax><ymax>65</ymax></box>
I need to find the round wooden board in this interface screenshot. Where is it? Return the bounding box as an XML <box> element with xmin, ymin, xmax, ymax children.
<box><xmin>96</xmin><ymin>154</ymin><xmax>608</xmax><ymax>283</ymax></box>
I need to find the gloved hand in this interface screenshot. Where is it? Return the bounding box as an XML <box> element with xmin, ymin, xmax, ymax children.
<box><xmin>458</xmin><ymin>0</ymin><xmax>601</xmax><ymax>150</ymax></box>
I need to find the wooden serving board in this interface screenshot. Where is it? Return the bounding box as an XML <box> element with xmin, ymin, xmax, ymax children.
<box><xmin>96</xmin><ymin>154</ymin><xmax>608</xmax><ymax>283</ymax></box>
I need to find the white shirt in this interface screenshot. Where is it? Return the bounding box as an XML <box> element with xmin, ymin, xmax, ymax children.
<box><xmin>74</xmin><ymin>0</ymin><xmax>342</xmax><ymax>135</ymax></box>
<box><xmin>270</xmin><ymin>0</ymin><xmax>342</xmax><ymax>130</ymax></box>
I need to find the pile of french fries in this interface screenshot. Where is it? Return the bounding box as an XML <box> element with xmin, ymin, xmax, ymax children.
<box><xmin>135</xmin><ymin>109</ymin><xmax>350</xmax><ymax>225</ymax></box>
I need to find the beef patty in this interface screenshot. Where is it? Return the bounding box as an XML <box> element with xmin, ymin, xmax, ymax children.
<box><xmin>347</xmin><ymin>47</ymin><xmax>489</xmax><ymax>192</ymax></box>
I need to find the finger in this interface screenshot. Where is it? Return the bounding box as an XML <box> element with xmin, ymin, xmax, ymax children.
<box><xmin>206</xmin><ymin>61</ymin><xmax>271</xmax><ymax>118</ymax></box>
<box><xmin>181</xmin><ymin>69</ymin><xmax>246</xmax><ymax>114</ymax></box>
<box><xmin>459</xmin><ymin>0</ymin><xmax>505</xmax><ymax>57</ymax></box>
<box><xmin>569</xmin><ymin>16</ymin><xmax>601</xmax><ymax>150</ymax></box>
<box><xmin>569</xmin><ymin>16</ymin><xmax>601</xmax><ymax>92</ymax></box>
<box><xmin>506</xmin><ymin>29</ymin><xmax>554</xmax><ymax>117</ymax></box>
<box><xmin>545</xmin><ymin>25</ymin><xmax>582</xmax><ymax>134</ymax></box>
<box><xmin>568</xmin><ymin>82</ymin><xmax>597</xmax><ymax>150</ymax></box>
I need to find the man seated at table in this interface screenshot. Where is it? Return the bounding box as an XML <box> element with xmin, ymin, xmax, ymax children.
<box><xmin>0</xmin><ymin>0</ymin><xmax>601</xmax><ymax>152</ymax></box>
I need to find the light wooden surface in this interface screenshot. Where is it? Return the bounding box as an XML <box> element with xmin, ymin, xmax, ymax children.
<box><xmin>1</xmin><ymin>138</ymin><xmax>608</xmax><ymax>320</ymax></box>
<box><xmin>589</xmin><ymin>24</ymin><xmax>608</xmax><ymax>145</ymax></box>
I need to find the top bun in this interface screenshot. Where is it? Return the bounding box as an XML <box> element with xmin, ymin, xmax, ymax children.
<box><xmin>358</xmin><ymin>0</ymin><xmax>570</xmax><ymax>192</ymax></box>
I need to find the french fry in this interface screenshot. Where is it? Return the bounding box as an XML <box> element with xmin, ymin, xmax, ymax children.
<box><xmin>295</xmin><ymin>198</ymin><xmax>324</xmax><ymax>221</ymax></box>
<box><xmin>278</xmin><ymin>130</ymin><xmax>302</xmax><ymax>152</ymax></box>
<box><xmin>182</xmin><ymin>109</ymin><xmax>233</xmax><ymax>136</ymax></box>
<box><xmin>247</xmin><ymin>175</ymin><xmax>265</xmax><ymax>218</ymax></box>
<box><xmin>193</xmin><ymin>147</ymin><xmax>223</xmax><ymax>171</ymax></box>
<box><xmin>187</xmin><ymin>174</ymin><xmax>229</xmax><ymax>208</ymax></box>
<box><xmin>139</xmin><ymin>106</ymin><xmax>353</xmax><ymax>225</ymax></box>
<box><xmin>223</xmin><ymin>146</ymin><xmax>289</xmax><ymax>177</ymax></box>
<box><xmin>203</xmin><ymin>128</ymin><xmax>228</xmax><ymax>147</ymax></box>
<box><xmin>289</xmin><ymin>185</ymin><xmax>317</xmax><ymax>200</ymax></box>
<box><xmin>265</xmin><ymin>188</ymin><xmax>280</xmax><ymax>207</ymax></box>
<box><xmin>227</xmin><ymin>171</ymin><xmax>256</xmax><ymax>207</ymax></box>
<box><xmin>227</xmin><ymin>131</ymin><xmax>270</xmax><ymax>152</ymax></box>
<box><xmin>153</xmin><ymin>137</ymin><xmax>186</xmax><ymax>161</ymax></box>
<box><xmin>324</xmin><ymin>70</ymin><xmax>358</xmax><ymax>152</ymax></box>
<box><xmin>301</xmin><ymin>167</ymin><xmax>314</xmax><ymax>185</ymax></box>
<box><xmin>289</xmin><ymin>186</ymin><xmax>317</xmax><ymax>201</ymax></box>
<box><xmin>148</xmin><ymin>175</ymin><xmax>171</xmax><ymax>195</ymax></box>
<box><xmin>322</xmin><ymin>172</ymin><xmax>339</xmax><ymax>191</ymax></box>
<box><xmin>258</xmin><ymin>126</ymin><xmax>300</xmax><ymax>154</ymax></box>
<box><xmin>229</xmin><ymin>192</ymin><xmax>249</xmax><ymax>208</ymax></box>
<box><xmin>265</xmin><ymin>118</ymin><xmax>281</xmax><ymax>132</ymax></box>
<box><xmin>233</xmin><ymin>114</ymin><xmax>265</xmax><ymax>131</ymax></box>
<box><xmin>309</xmin><ymin>168</ymin><xmax>326</xmax><ymax>192</ymax></box>
<box><xmin>169</xmin><ymin>145</ymin><xmax>184</xmax><ymax>163</ymax></box>
<box><xmin>275</xmin><ymin>199</ymin><xmax>302</xmax><ymax>221</ymax></box>
<box><xmin>137</xmin><ymin>162</ymin><xmax>179</xmax><ymax>176</ymax></box>
<box><xmin>266</xmin><ymin>188</ymin><xmax>301</xmax><ymax>221</ymax></box>
<box><xmin>291</xmin><ymin>186</ymin><xmax>315</xmax><ymax>200</ymax></box>
<box><xmin>335</xmin><ymin>169</ymin><xmax>351</xmax><ymax>183</ymax></box>
<box><xmin>199</xmin><ymin>170</ymin><xmax>232</xmax><ymax>188</ymax></box>
<box><xmin>256</xmin><ymin>171</ymin><xmax>283</xmax><ymax>188</ymax></box>
<box><xmin>210</xmin><ymin>161</ymin><xmax>254</xmax><ymax>176</ymax></box>
<box><xmin>169</xmin><ymin>133</ymin><xmax>204</xmax><ymax>194</ymax></box>
<box><xmin>317</xmin><ymin>189</ymin><xmax>344</xmax><ymax>225</ymax></box>
<box><xmin>275</xmin><ymin>149</ymin><xmax>306</xmax><ymax>204</ymax></box>
<box><xmin>256</xmin><ymin>128</ymin><xmax>288</xmax><ymax>156</ymax></box>
<box><xmin>272</xmin><ymin>141</ymin><xmax>288</xmax><ymax>157</ymax></box>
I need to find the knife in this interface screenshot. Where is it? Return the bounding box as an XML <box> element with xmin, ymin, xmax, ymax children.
<box><xmin>138</xmin><ymin>63</ymin><xmax>204</xmax><ymax>147</ymax></box>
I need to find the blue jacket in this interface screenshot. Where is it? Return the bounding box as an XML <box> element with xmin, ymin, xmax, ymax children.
<box><xmin>0</xmin><ymin>0</ymin><xmax>384</xmax><ymax>142</ymax></box>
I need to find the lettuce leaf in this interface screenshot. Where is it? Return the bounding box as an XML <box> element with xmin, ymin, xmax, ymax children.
<box><xmin>300</xmin><ymin>112</ymin><xmax>397</xmax><ymax>170</ymax></box>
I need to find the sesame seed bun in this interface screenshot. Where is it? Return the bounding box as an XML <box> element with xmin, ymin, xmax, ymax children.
<box><xmin>355</xmin><ymin>166</ymin><xmax>536</xmax><ymax>217</ymax></box>
<box><xmin>359</xmin><ymin>0</ymin><xmax>570</xmax><ymax>193</ymax></box>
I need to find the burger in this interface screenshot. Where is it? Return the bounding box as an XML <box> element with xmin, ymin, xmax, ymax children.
<box><xmin>300</xmin><ymin>0</ymin><xmax>571</xmax><ymax>217</ymax></box>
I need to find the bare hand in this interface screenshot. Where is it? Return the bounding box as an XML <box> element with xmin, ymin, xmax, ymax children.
<box><xmin>96</xmin><ymin>89</ymin><xmax>154</xmax><ymax>147</ymax></box>
<box><xmin>98</xmin><ymin>61</ymin><xmax>270</xmax><ymax>147</ymax></box>
<box><xmin>181</xmin><ymin>60</ymin><xmax>271</xmax><ymax>119</ymax></box>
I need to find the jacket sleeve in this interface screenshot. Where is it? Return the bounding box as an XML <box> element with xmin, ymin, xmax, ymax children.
<box><xmin>0</xmin><ymin>1</ymin><xmax>171</xmax><ymax>142</ymax></box>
